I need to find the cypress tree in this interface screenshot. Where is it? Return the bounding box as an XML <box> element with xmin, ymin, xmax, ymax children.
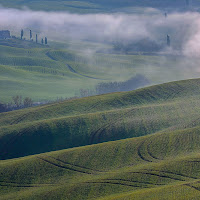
<box><xmin>30</xmin><ymin>30</ymin><xmax>32</xmax><ymax>40</ymax></box>
<box><xmin>21</xmin><ymin>29</ymin><xmax>24</xmax><ymax>40</ymax></box>
<box><xmin>45</xmin><ymin>37</ymin><xmax>48</xmax><ymax>45</ymax></box>
<box><xmin>167</xmin><ymin>35</ymin><xmax>171</xmax><ymax>47</ymax></box>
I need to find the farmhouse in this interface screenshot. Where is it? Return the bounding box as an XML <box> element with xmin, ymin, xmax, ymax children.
<box><xmin>0</xmin><ymin>30</ymin><xmax>11</xmax><ymax>39</ymax></box>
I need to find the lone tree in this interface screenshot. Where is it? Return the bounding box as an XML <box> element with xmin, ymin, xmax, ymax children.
<box><xmin>21</xmin><ymin>29</ymin><xmax>24</xmax><ymax>40</ymax></box>
<box><xmin>30</xmin><ymin>30</ymin><xmax>32</xmax><ymax>40</ymax></box>
<box><xmin>12</xmin><ymin>95</ymin><xmax>22</xmax><ymax>108</ymax></box>
<box><xmin>36</xmin><ymin>34</ymin><xmax>38</xmax><ymax>43</ymax></box>
<box><xmin>23</xmin><ymin>97</ymin><xmax>33</xmax><ymax>107</ymax></box>
<box><xmin>167</xmin><ymin>35</ymin><xmax>171</xmax><ymax>47</ymax></box>
<box><xmin>45</xmin><ymin>37</ymin><xmax>48</xmax><ymax>45</ymax></box>
<box><xmin>41</xmin><ymin>38</ymin><xmax>44</xmax><ymax>44</ymax></box>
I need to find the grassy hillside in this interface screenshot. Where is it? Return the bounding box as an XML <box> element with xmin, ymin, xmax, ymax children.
<box><xmin>2</xmin><ymin>38</ymin><xmax>200</xmax><ymax>103</ymax></box>
<box><xmin>2</xmin><ymin>78</ymin><xmax>200</xmax><ymax>160</ymax></box>
<box><xmin>1</xmin><ymin>124</ymin><xmax>200</xmax><ymax>199</ymax></box>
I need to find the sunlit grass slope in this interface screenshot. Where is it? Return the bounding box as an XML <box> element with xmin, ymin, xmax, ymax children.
<box><xmin>1</xmin><ymin>125</ymin><xmax>200</xmax><ymax>199</ymax></box>
<box><xmin>1</xmin><ymin>78</ymin><xmax>200</xmax><ymax>160</ymax></box>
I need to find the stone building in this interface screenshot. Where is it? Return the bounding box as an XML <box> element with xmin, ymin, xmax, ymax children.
<box><xmin>0</xmin><ymin>30</ymin><xmax>11</xmax><ymax>39</ymax></box>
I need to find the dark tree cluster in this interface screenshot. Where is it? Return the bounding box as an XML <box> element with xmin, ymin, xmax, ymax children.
<box><xmin>12</xmin><ymin>95</ymin><xmax>33</xmax><ymax>108</ymax></box>
<box><xmin>20</xmin><ymin>29</ymin><xmax>48</xmax><ymax>45</ymax></box>
<box><xmin>0</xmin><ymin>96</ymin><xmax>34</xmax><ymax>113</ymax></box>
<box><xmin>96</xmin><ymin>74</ymin><xmax>150</xmax><ymax>95</ymax></box>
<box><xmin>79</xmin><ymin>74</ymin><xmax>150</xmax><ymax>97</ymax></box>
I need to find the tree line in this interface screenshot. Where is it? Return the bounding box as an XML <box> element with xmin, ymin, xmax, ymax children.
<box><xmin>0</xmin><ymin>95</ymin><xmax>33</xmax><ymax>113</ymax></box>
<box><xmin>79</xmin><ymin>74</ymin><xmax>150</xmax><ymax>97</ymax></box>
<box><xmin>0</xmin><ymin>75</ymin><xmax>150</xmax><ymax>113</ymax></box>
<box><xmin>21</xmin><ymin>29</ymin><xmax>48</xmax><ymax>45</ymax></box>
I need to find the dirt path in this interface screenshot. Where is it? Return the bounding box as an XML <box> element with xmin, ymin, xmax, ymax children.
<box><xmin>66</xmin><ymin>64</ymin><xmax>106</xmax><ymax>80</ymax></box>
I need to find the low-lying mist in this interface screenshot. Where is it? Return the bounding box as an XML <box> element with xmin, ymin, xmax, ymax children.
<box><xmin>1</xmin><ymin>6</ymin><xmax>200</xmax><ymax>90</ymax></box>
<box><xmin>1</xmin><ymin>6</ymin><xmax>200</xmax><ymax>56</ymax></box>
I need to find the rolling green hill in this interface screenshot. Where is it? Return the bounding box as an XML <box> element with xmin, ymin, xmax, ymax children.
<box><xmin>2</xmin><ymin>78</ymin><xmax>200</xmax><ymax>199</ymax></box>
<box><xmin>2</xmin><ymin>38</ymin><xmax>200</xmax><ymax>103</ymax></box>
<box><xmin>1</xmin><ymin>78</ymin><xmax>200</xmax><ymax>160</ymax></box>
<box><xmin>1</xmin><ymin>121</ymin><xmax>200</xmax><ymax>199</ymax></box>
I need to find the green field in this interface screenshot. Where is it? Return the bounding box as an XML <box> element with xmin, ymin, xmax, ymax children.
<box><xmin>1</xmin><ymin>38</ymin><xmax>200</xmax><ymax>103</ymax></box>
<box><xmin>2</xmin><ymin>2</ymin><xmax>200</xmax><ymax>198</ymax></box>
<box><xmin>2</xmin><ymin>78</ymin><xmax>200</xmax><ymax>199</ymax></box>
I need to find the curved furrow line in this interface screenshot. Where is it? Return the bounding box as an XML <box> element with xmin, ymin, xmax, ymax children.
<box><xmin>187</xmin><ymin>160</ymin><xmax>200</xmax><ymax>163</ymax></box>
<box><xmin>83</xmin><ymin>181</ymin><xmax>143</xmax><ymax>188</ymax></box>
<box><xmin>45</xmin><ymin>52</ymin><xmax>57</xmax><ymax>61</ymax></box>
<box><xmin>104</xmin><ymin>179</ymin><xmax>164</xmax><ymax>186</ymax></box>
<box><xmin>127</xmin><ymin>171</ymin><xmax>184</xmax><ymax>181</ymax></box>
<box><xmin>137</xmin><ymin>142</ymin><xmax>153</xmax><ymax>163</ymax></box>
<box><xmin>10</xmin><ymin>113</ymin><xmax>30</xmax><ymax>125</ymax></box>
<box><xmin>148</xmin><ymin>169</ymin><xmax>198</xmax><ymax>180</ymax></box>
<box><xmin>0</xmin><ymin>183</ymin><xmax>38</xmax><ymax>188</ymax></box>
<box><xmin>90</xmin><ymin>107</ymin><xmax>138</xmax><ymax>144</ymax></box>
<box><xmin>0</xmin><ymin>181</ymin><xmax>56</xmax><ymax>187</ymax></box>
<box><xmin>66</xmin><ymin>64</ymin><xmax>105</xmax><ymax>80</ymax></box>
<box><xmin>85</xmin><ymin>101</ymin><xmax>102</xmax><ymax>112</ymax></box>
<box><xmin>185</xmin><ymin>184</ymin><xmax>200</xmax><ymax>192</ymax></box>
<box><xmin>37</xmin><ymin>157</ymin><xmax>92</xmax><ymax>174</ymax></box>
<box><xmin>47</xmin><ymin>156</ymin><xmax>104</xmax><ymax>173</ymax></box>
<box><xmin>146</xmin><ymin>141</ymin><xmax>161</xmax><ymax>161</ymax></box>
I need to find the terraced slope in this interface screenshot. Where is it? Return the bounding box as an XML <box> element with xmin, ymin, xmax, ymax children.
<box><xmin>1</xmin><ymin>126</ymin><xmax>200</xmax><ymax>199</ymax></box>
<box><xmin>1</xmin><ymin>78</ymin><xmax>200</xmax><ymax>160</ymax></box>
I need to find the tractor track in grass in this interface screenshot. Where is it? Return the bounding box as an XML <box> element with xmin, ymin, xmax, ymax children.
<box><xmin>127</xmin><ymin>171</ymin><xmax>184</xmax><ymax>181</ymax></box>
<box><xmin>66</xmin><ymin>64</ymin><xmax>105</xmax><ymax>80</ymax></box>
<box><xmin>83</xmin><ymin>181</ymin><xmax>143</xmax><ymax>188</ymax></box>
<box><xmin>104</xmin><ymin>179</ymin><xmax>164</xmax><ymax>186</ymax></box>
<box><xmin>10</xmin><ymin>113</ymin><xmax>30</xmax><ymax>125</ymax></box>
<box><xmin>45</xmin><ymin>52</ymin><xmax>57</xmax><ymax>61</ymax></box>
<box><xmin>89</xmin><ymin>107</ymin><xmax>140</xmax><ymax>144</ymax></box>
<box><xmin>37</xmin><ymin>156</ymin><xmax>93</xmax><ymax>174</ymax></box>
<box><xmin>147</xmin><ymin>169</ymin><xmax>197</xmax><ymax>180</ymax></box>
<box><xmin>146</xmin><ymin>141</ymin><xmax>161</xmax><ymax>160</ymax></box>
<box><xmin>137</xmin><ymin>142</ymin><xmax>153</xmax><ymax>163</ymax></box>
<box><xmin>85</xmin><ymin>101</ymin><xmax>102</xmax><ymax>113</ymax></box>
<box><xmin>46</xmin><ymin>156</ymin><xmax>104</xmax><ymax>173</ymax></box>
<box><xmin>0</xmin><ymin>183</ymin><xmax>38</xmax><ymax>188</ymax></box>
<box><xmin>0</xmin><ymin>181</ymin><xmax>55</xmax><ymax>188</ymax></box>
<box><xmin>185</xmin><ymin>184</ymin><xmax>200</xmax><ymax>192</ymax></box>
<box><xmin>45</xmin><ymin>51</ymin><xmax>105</xmax><ymax>80</ymax></box>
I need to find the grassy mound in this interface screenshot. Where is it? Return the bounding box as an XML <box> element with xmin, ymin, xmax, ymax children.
<box><xmin>1</xmin><ymin>125</ymin><xmax>200</xmax><ymax>199</ymax></box>
<box><xmin>1</xmin><ymin>78</ymin><xmax>200</xmax><ymax>159</ymax></box>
